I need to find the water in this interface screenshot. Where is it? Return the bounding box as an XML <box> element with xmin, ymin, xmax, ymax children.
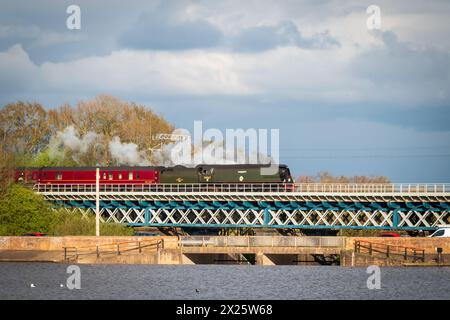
<box><xmin>0</xmin><ymin>263</ymin><xmax>449</xmax><ymax>300</ymax></box>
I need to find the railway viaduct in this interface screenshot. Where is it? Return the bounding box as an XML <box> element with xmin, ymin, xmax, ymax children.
<box><xmin>34</xmin><ymin>183</ymin><xmax>450</xmax><ymax>231</ymax></box>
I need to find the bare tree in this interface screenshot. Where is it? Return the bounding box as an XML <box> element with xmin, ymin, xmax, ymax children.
<box><xmin>0</xmin><ymin>102</ymin><xmax>51</xmax><ymax>157</ymax></box>
<box><xmin>48</xmin><ymin>95</ymin><xmax>174</xmax><ymax>165</ymax></box>
<box><xmin>297</xmin><ymin>171</ymin><xmax>390</xmax><ymax>184</ymax></box>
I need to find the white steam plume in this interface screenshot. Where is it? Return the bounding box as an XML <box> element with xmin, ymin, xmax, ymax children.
<box><xmin>109</xmin><ymin>136</ymin><xmax>150</xmax><ymax>166</ymax></box>
<box><xmin>48</xmin><ymin>125</ymin><xmax>100</xmax><ymax>163</ymax></box>
<box><xmin>49</xmin><ymin>126</ymin><xmax>150</xmax><ymax>166</ymax></box>
<box><xmin>54</xmin><ymin>126</ymin><xmax>99</xmax><ymax>154</ymax></box>
<box><xmin>48</xmin><ymin>126</ymin><xmax>273</xmax><ymax>167</ymax></box>
<box><xmin>151</xmin><ymin>138</ymin><xmax>273</xmax><ymax>167</ymax></box>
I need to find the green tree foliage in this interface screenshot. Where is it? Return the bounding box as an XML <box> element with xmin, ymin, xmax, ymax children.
<box><xmin>0</xmin><ymin>185</ymin><xmax>134</xmax><ymax>236</ymax></box>
<box><xmin>50</xmin><ymin>212</ymin><xmax>134</xmax><ymax>236</ymax></box>
<box><xmin>0</xmin><ymin>184</ymin><xmax>58</xmax><ymax>235</ymax></box>
<box><xmin>0</xmin><ymin>185</ymin><xmax>133</xmax><ymax>236</ymax></box>
<box><xmin>26</xmin><ymin>148</ymin><xmax>77</xmax><ymax>167</ymax></box>
<box><xmin>0</xmin><ymin>149</ymin><xmax>14</xmax><ymax>195</ymax></box>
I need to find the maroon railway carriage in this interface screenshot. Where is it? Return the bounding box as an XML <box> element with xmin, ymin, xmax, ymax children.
<box><xmin>15</xmin><ymin>167</ymin><xmax>160</xmax><ymax>185</ymax></box>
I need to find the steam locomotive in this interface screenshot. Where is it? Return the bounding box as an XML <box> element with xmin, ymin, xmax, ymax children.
<box><xmin>15</xmin><ymin>164</ymin><xmax>293</xmax><ymax>185</ymax></box>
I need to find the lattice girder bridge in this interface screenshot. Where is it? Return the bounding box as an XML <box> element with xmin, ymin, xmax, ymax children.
<box><xmin>34</xmin><ymin>183</ymin><xmax>450</xmax><ymax>231</ymax></box>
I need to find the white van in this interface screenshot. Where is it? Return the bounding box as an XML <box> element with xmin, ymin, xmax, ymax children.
<box><xmin>428</xmin><ymin>227</ymin><xmax>450</xmax><ymax>238</ymax></box>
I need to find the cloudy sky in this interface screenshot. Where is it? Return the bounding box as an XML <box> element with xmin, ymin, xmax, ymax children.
<box><xmin>1</xmin><ymin>0</ymin><xmax>450</xmax><ymax>181</ymax></box>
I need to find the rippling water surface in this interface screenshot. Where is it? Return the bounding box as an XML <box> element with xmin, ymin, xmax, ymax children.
<box><xmin>0</xmin><ymin>263</ymin><xmax>449</xmax><ymax>300</ymax></box>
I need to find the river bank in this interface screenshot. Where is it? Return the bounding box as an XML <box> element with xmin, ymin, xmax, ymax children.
<box><xmin>0</xmin><ymin>236</ymin><xmax>449</xmax><ymax>266</ymax></box>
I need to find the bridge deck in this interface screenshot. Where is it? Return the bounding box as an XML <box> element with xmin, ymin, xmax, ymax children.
<box><xmin>179</xmin><ymin>236</ymin><xmax>343</xmax><ymax>255</ymax></box>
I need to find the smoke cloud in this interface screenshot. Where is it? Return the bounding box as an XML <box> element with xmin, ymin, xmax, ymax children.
<box><xmin>48</xmin><ymin>126</ymin><xmax>273</xmax><ymax>167</ymax></box>
<box><xmin>50</xmin><ymin>126</ymin><xmax>150</xmax><ymax>166</ymax></box>
<box><xmin>109</xmin><ymin>136</ymin><xmax>150</xmax><ymax>166</ymax></box>
<box><xmin>151</xmin><ymin>139</ymin><xmax>273</xmax><ymax>167</ymax></box>
<box><xmin>48</xmin><ymin>126</ymin><xmax>101</xmax><ymax>163</ymax></box>
<box><xmin>54</xmin><ymin>126</ymin><xmax>99</xmax><ymax>154</ymax></box>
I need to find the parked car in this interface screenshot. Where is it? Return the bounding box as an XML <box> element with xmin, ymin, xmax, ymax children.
<box><xmin>379</xmin><ymin>232</ymin><xmax>401</xmax><ymax>237</ymax></box>
<box><xmin>428</xmin><ymin>227</ymin><xmax>450</xmax><ymax>238</ymax></box>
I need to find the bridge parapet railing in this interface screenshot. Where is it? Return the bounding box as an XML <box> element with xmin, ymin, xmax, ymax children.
<box><xmin>294</xmin><ymin>183</ymin><xmax>450</xmax><ymax>193</ymax></box>
<box><xmin>179</xmin><ymin>236</ymin><xmax>345</xmax><ymax>248</ymax></box>
<box><xmin>34</xmin><ymin>183</ymin><xmax>450</xmax><ymax>194</ymax></box>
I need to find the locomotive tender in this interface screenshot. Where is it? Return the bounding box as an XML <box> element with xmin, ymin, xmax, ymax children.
<box><xmin>15</xmin><ymin>164</ymin><xmax>293</xmax><ymax>185</ymax></box>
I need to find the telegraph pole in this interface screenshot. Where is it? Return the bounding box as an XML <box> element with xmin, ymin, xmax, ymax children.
<box><xmin>96</xmin><ymin>167</ymin><xmax>100</xmax><ymax>236</ymax></box>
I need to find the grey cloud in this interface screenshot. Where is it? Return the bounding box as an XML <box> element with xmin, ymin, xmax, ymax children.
<box><xmin>0</xmin><ymin>0</ymin><xmax>147</xmax><ymax>63</ymax></box>
<box><xmin>119</xmin><ymin>5</ymin><xmax>223</xmax><ymax>50</ymax></box>
<box><xmin>0</xmin><ymin>0</ymin><xmax>343</xmax><ymax>62</ymax></box>
<box><xmin>352</xmin><ymin>30</ymin><xmax>450</xmax><ymax>105</ymax></box>
<box><xmin>0</xmin><ymin>24</ymin><xmax>104</xmax><ymax>63</ymax></box>
<box><xmin>230</xmin><ymin>20</ymin><xmax>339</xmax><ymax>52</ymax></box>
<box><xmin>355</xmin><ymin>31</ymin><xmax>450</xmax><ymax>82</ymax></box>
<box><xmin>0</xmin><ymin>44</ymin><xmax>37</xmax><ymax>95</ymax></box>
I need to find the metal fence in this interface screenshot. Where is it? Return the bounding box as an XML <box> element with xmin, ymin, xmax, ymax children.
<box><xmin>179</xmin><ymin>236</ymin><xmax>345</xmax><ymax>248</ymax></box>
<box><xmin>34</xmin><ymin>183</ymin><xmax>450</xmax><ymax>194</ymax></box>
<box><xmin>63</xmin><ymin>239</ymin><xmax>164</xmax><ymax>261</ymax></box>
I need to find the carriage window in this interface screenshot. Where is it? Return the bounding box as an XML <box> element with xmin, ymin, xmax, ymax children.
<box><xmin>136</xmin><ymin>173</ymin><xmax>140</xmax><ymax>179</ymax></box>
<box><xmin>118</xmin><ymin>173</ymin><xmax>122</xmax><ymax>179</ymax></box>
<box><xmin>32</xmin><ymin>173</ymin><xmax>37</xmax><ymax>180</ymax></box>
<box><xmin>56</xmin><ymin>172</ymin><xmax>62</xmax><ymax>180</ymax></box>
<box><xmin>128</xmin><ymin>172</ymin><xmax>133</xmax><ymax>180</ymax></box>
<box><xmin>102</xmin><ymin>173</ymin><xmax>106</xmax><ymax>180</ymax></box>
<box><xmin>108</xmin><ymin>173</ymin><xmax>113</xmax><ymax>180</ymax></box>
